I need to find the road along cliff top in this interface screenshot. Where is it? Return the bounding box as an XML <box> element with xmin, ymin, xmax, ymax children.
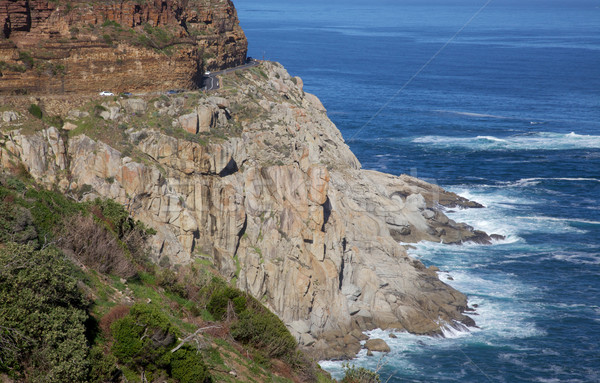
<box><xmin>0</xmin><ymin>0</ymin><xmax>248</xmax><ymax>94</ymax></box>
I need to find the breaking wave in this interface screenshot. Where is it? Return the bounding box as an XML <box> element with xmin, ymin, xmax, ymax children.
<box><xmin>412</xmin><ymin>132</ymin><xmax>600</xmax><ymax>151</ymax></box>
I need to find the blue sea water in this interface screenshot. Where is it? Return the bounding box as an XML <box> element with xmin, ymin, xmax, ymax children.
<box><xmin>234</xmin><ymin>0</ymin><xmax>600</xmax><ymax>381</ymax></box>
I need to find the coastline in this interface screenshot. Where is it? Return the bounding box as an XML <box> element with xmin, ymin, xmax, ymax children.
<box><xmin>0</xmin><ymin>60</ymin><xmax>501</xmax><ymax>361</ymax></box>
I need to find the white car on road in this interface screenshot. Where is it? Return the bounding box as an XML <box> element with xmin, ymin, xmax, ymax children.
<box><xmin>99</xmin><ymin>91</ymin><xmax>114</xmax><ymax>96</ymax></box>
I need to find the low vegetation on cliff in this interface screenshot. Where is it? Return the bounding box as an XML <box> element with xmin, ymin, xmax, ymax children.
<box><xmin>0</xmin><ymin>171</ymin><xmax>335</xmax><ymax>383</ymax></box>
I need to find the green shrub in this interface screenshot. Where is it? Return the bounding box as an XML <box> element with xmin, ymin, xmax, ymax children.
<box><xmin>45</xmin><ymin>114</ymin><xmax>64</xmax><ymax>127</ymax></box>
<box><xmin>157</xmin><ymin>268</ymin><xmax>187</xmax><ymax>297</ymax></box>
<box><xmin>28</xmin><ymin>103</ymin><xmax>43</xmax><ymax>119</ymax></box>
<box><xmin>89</xmin><ymin>198</ymin><xmax>132</xmax><ymax>236</ymax></box>
<box><xmin>18</xmin><ymin>51</ymin><xmax>34</xmax><ymax>69</ymax></box>
<box><xmin>202</xmin><ymin>279</ymin><xmax>297</xmax><ymax>358</ymax></box>
<box><xmin>0</xmin><ymin>60</ymin><xmax>26</xmax><ymax>73</ymax></box>
<box><xmin>206</xmin><ymin>285</ymin><xmax>243</xmax><ymax>320</ymax></box>
<box><xmin>89</xmin><ymin>197</ymin><xmax>154</xmax><ymax>237</ymax></box>
<box><xmin>170</xmin><ymin>345</ymin><xmax>212</xmax><ymax>383</ymax></box>
<box><xmin>230</xmin><ymin>306</ymin><xmax>297</xmax><ymax>358</ymax></box>
<box><xmin>111</xmin><ymin>304</ymin><xmax>178</xmax><ymax>369</ymax></box>
<box><xmin>111</xmin><ymin>304</ymin><xmax>214</xmax><ymax>382</ymax></box>
<box><xmin>341</xmin><ymin>363</ymin><xmax>381</xmax><ymax>383</ymax></box>
<box><xmin>102</xmin><ymin>20</ymin><xmax>121</xmax><ymax>28</ymax></box>
<box><xmin>232</xmin><ymin>295</ymin><xmax>247</xmax><ymax>314</ymax></box>
<box><xmin>25</xmin><ymin>186</ymin><xmax>83</xmax><ymax>241</ymax></box>
<box><xmin>111</xmin><ymin>315</ymin><xmax>144</xmax><ymax>364</ymax></box>
<box><xmin>88</xmin><ymin>346</ymin><xmax>121</xmax><ymax>383</ymax></box>
<box><xmin>0</xmin><ymin>199</ymin><xmax>37</xmax><ymax>246</ymax></box>
<box><xmin>0</xmin><ymin>243</ymin><xmax>91</xmax><ymax>382</ymax></box>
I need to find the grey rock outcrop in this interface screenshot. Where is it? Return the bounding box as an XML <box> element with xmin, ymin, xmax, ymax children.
<box><xmin>2</xmin><ymin>111</ymin><xmax>19</xmax><ymax>123</ymax></box>
<box><xmin>364</xmin><ymin>339</ymin><xmax>391</xmax><ymax>353</ymax></box>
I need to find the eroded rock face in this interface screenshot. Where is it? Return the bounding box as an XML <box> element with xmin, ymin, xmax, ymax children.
<box><xmin>0</xmin><ymin>62</ymin><xmax>489</xmax><ymax>359</ymax></box>
<box><xmin>0</xmin><ymin>0</ymin><xmax>247</xmax><ymax>93</ymax></box>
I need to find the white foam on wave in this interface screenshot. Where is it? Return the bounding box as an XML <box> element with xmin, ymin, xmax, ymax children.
<box><xmin>436</xmin><ymin>268</ymin><xmax>545</xmax><ymax>341</ymax></box>
<box><xmin>515</xmin><ymin>216</ymin><xmax>600</xmax><ymax>225</ymax></box>
<box><xmin>448</xmin><ymin>187</ymin><xmax>589</xmax><ymax>235</ymax></box>
<box><xmin>475</xmin><ymin>135</ymin><xmax>507</xmax><ymax>142</ymax></box>
<box><xmin>412</xmin><ymin>131</ymin><xmax>600</xmax><ymax>151</ymax></box>
<box><xmin>550</xmin><ymin>251</ymin><xmax>600</xmax><ymax>265</ymax></box>
<box><xmin>320</xmin><ymin>327</ymin><xmax>479</xmax><ymax>380</ymax></box>
<box><xmin>434</xmin><ymin>109</ymin><xmax>517</xmax><ymax>120</ymax></box>
<box><xmin>439</xmin><ymin>320</ymin><xmax>472</xmax><ymax>339</ymax></box>
<box><xmin>451</xmin><ymin>187</ymin><xmax>537</xmax><ymax>208</ymax></box>
<box><xmin>319</xmin><ymin>329</ymin><xmax>420</xmax><ymax>379</ymax></box>
<box><xmin>409</xmin><ymin>235</ymin><xmax>545</xmax><ymax>339</ymax></box>
<box><xmin>503</xmin><ymin>177</ymin><xmax>600</xmax><ymax>188</ymax></box>
<box><xmin>320</xmin><ymin>252</ymin><xmax>545</xmax><ymax>379</ymax></box>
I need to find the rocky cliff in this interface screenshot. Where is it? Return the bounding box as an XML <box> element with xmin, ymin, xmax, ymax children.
<box><xmin>0</xmin><ymin>0</ymin><xmax>247</xmax><ymax>94</ymax></box>
<box><xmin>0</xmin><ymin>62</ymin><xmax>494</xmax><ymax>359</ymax></box>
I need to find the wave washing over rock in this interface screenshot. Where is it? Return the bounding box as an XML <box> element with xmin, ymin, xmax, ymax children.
<box><xmin>0</xmin><ymin>61</ymin><xmax>502</xmax><ymax>359</ymax></box>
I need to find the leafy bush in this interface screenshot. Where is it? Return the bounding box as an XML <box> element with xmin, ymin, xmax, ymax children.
<box><xmin>102</xmin><ymin>34</ymin><xmax>113</xmax><ymax>45</ymax></box>
<box><xmin>169</xmin><ymin>345</ymin><xmax>212</xmax><ymax>383</ymax></box>
<box><xmin>341</xmin><ymin>363</ymin><xmax>381</xmax><ymax>383</ymax></box>
<box><xmin>156</xmin><ymin>268</ymin><xmax>188</xmax><ymax>297</ymax></box>
<box><xmin>0</xmin><ymin>243</ymin><xmax>90</xmax><ymax>382</ymax></box>
<box><xmin>203</xmin><ymin>279</ymin><xmax>297</xmax><ymax>359</ymax></box>
<box><xmin>28</xmin><ymin>103</ymin><xmax>43</xmax><ymax>119</ymax></box>
<box><xmin>111</xmin><ymin>304</ymin><xmax>213</xmax><ymax>382</ymax></box>
<box><xmin>102</xmin><ymin>20</ymin><xmax>121</xmax><ymax>28</ymax></box>
<box><xmin>24</xmin><ymin>186</ymin><xmax>83</xmax><ymax>240</ymax></box>
<box><xmin>88</xmin><ymin>346</ymin><xmax>121</xmax><ymax>383</ymax></box>
<box><xmin>230</xmin><ymin>305</ymin><xmax>297</xmax><ymax>358</ymax></box>
<box><xmin>206</xmin><ymin>285</ymin><xmax>244</xmax><ymax>321</ymax></box>
<box><xmin>89</xmin><ymin>197</ymin><xmax>155</xmax><ymax>237</ymax></box>
<box><xmin>0</xmin><ymin>198</ymin><xmax>37</xmax><ymax>246</ymax></box>
<box><xmin>111</xmin><ymin>304</ymin><xmax>177</xmax><ymax>369</ymax></box>
<box><xmin>0</xmin><ymin>60</ymin><xmax>26</xmax><ymax>73</ymax></box>
<box><xmin>44</xmin><ymin>114</ymin><xmax>64</xmax><ymax>127</ymax></box>
<box><xmin>18</xmin><ymin>51</ymin><xmax>34</xmax><ymax>69</ymax></box>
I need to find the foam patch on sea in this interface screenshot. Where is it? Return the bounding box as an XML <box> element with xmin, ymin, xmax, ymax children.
<box><xmin>321</xmin><ymin>236</ymin><xmax>545</xmax><ymax>381</ymax></box>
<box><xmin>412</xmin><ymin>132</ymin><xmax>600</xmax><ymax>151</ymax></box>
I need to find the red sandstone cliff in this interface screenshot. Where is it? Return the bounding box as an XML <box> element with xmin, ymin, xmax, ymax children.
<box><xmin>0</xmin><ymin>0</ymin><xmax>247</xmax><ymax>94</ymax></box>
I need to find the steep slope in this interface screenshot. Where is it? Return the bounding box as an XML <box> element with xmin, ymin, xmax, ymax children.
<box><xmin>0</xmin><ymin>62</ymin><xmax>495</xmax><ymax>359</ymax></box>
<box><xmin>0</xmin><ymin>0</ymin><xmax>247</xmax><ymax>93</ymax></box>
<box><xmin>0</xmin><ymin>176</ymin><xmax>333</xmax><ymax>382</ymax></box>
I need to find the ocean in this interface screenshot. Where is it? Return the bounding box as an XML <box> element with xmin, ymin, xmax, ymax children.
<box><xmin>234</xmin><ymin>0</ymin><xmax>600</xmax><ymax>381</ymax></box>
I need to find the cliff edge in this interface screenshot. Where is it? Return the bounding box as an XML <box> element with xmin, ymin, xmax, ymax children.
<box><xmin>0</xmin><ymin>0</ymin><xmax>247</xmax><ymax>94</ymax></box>
<box><xmin>0</xmin><ymin>62</ymin><xmax>494</xmax><ymax>359</ymax></box>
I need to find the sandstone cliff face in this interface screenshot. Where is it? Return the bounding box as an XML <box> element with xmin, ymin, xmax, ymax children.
<box><xmin>0</xmin><ymin>0</ymin><xmax>247</xmax><ymax>94</ymax></box>
<box><xmin>0</xmin><ymin>62</ymin><xmax>489</xmax><ymax>359</ymax></box>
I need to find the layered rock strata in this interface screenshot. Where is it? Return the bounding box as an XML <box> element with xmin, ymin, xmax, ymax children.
<box><xmin>0</xmin><ymin>0</ymin><xmax>247</xmax><ymax>93</ymax></box>
<box><xmin>0</xmin><ymin>62</ymin><xmax>492</xmax><ymax>359</ymax></box>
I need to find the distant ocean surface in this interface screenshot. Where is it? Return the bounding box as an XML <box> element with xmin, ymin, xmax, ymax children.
<box><xmin>235</xmin><ymin>0</ymin><xmax>600</xmax><ymax>381</ymax></box>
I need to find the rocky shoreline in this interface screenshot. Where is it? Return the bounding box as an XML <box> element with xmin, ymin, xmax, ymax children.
<box><xmin>0</xmin><ymin>61</ymin><xmax>499</xmax><ymax>360</ymax></box>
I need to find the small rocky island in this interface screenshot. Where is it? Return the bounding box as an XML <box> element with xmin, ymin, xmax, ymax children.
<box><xmin>0</xmin><ymin>0</ymin><xmax>497</xmax><ymax>381</ymax></box>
